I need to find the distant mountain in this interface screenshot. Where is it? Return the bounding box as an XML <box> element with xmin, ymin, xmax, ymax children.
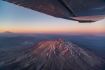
<box><xmin>0</xmin><ymin>39</ymin><xmax>105</xmax><ymax>70</ymax></box>
<box><xmin>3</xmin><ymin>31</ymin><xmax>14</xmax><ymax>34</ymax></box>
<box><xmin>0</xmin><ymin>31</ymin><xmax>25</xmax><ymax>37</ymax></box>
<box><xmin>0</xmin><ymin>31</ymin><xmax>16</xmax><ymax>36</ymax></box>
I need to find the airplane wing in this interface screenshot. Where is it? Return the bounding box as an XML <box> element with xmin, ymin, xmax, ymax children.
<box><xmin>3</xmin><ymin>0</ymin><xmax>105</xmax><ymax>23</ymax></box>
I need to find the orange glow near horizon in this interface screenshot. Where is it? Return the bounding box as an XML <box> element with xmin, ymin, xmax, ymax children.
<box><xmin>0</xmin><ymin>18</ymin><xmax>105</xmax><ymax>34</ymax></box>
<box><xmin>0</xmin><ymin>22</ymin><xmax>105</xmax><ymax>34</ymax></box>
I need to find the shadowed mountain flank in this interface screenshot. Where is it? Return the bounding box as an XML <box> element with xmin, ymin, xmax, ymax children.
<box><xmin>0</xmin><ymin>39</ymin><xmax>105</xmax><ymax>70</ymax></box>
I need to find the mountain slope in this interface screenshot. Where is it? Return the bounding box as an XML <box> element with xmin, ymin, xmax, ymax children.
<box><xmin>0</xmin><ymin>39</ymin><xmax>104</xmax><ymax>70</ymax></box>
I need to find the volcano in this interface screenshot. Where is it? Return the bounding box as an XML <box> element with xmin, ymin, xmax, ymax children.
<box><xmin>0</xmin><ymin>39</ymin><xmax>104</xmax><ymax>70</ymax></box>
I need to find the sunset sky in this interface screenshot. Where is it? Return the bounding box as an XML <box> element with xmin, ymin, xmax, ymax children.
<box><xmin>0</xmin><ymin>1</ymin><xmax>105</xmax><ymax>34</ymax></box>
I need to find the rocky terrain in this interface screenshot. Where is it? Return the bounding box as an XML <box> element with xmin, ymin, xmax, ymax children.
<box><xmin>0</xmin><ymin>39</ymin><xmax>105</xmax><ymax>70</ymax></box>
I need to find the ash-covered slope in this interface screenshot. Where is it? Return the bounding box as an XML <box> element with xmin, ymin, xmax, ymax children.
<box><xmin>0</xmin><ymin>39</ymin><xmax>104</xmax><ymax>70</ymax></box>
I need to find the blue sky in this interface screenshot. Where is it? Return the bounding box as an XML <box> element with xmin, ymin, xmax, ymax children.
<box><xmin>0</xmin><ymin>1</ymin><xmax>105</xmax><ymax>34</ymax></box>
